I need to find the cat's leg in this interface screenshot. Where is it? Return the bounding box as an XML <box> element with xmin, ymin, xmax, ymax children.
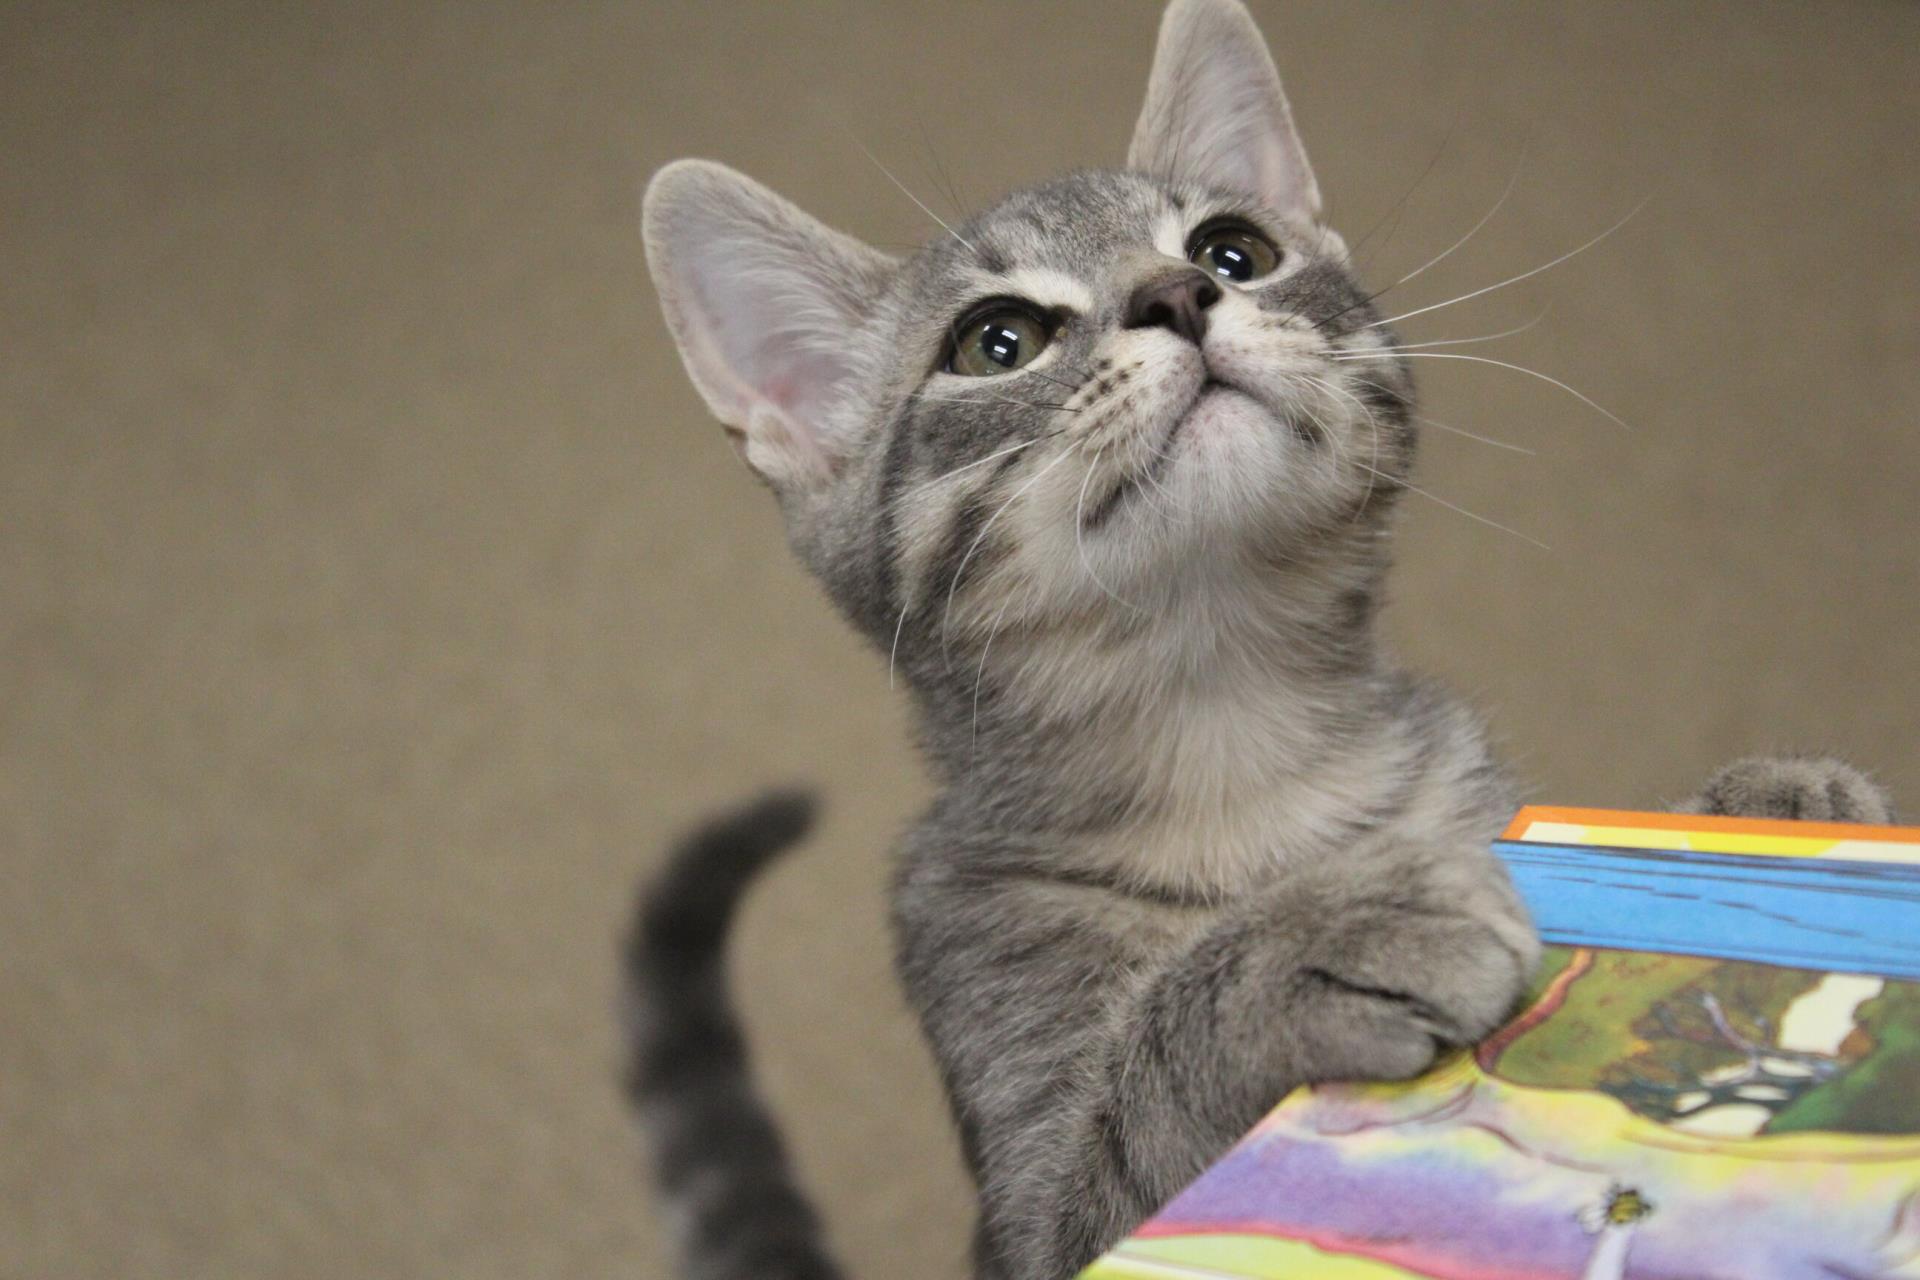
<box><xmin>1677</xmin><ymin>754</ymin><xmax>1897</xmax><ymax>823</ymax></box>
<box><xmin>1012</xmin><ymin>843</ymin><xmax>1537</xmax><ymax>1278</ymax></box>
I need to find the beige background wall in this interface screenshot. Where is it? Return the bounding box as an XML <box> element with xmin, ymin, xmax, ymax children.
<box><xmin>2</xmin><ymin>2</ymin><xmax>1914</xmax><ymax>1277</ymax></box>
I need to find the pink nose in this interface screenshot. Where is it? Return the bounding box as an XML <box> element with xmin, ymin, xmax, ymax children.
<box><xmin>1125</xmin><ymin>268</ymin><xmax>1221</xmax><ymax>346</ymax></box>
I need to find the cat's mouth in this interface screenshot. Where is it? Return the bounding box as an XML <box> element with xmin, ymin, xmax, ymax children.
<box><xmin>1170</xmin><ymin>376</ymin><xmax>1238</xmax><ymax>449</ymax></box>
<box><xmin>1194</xmin><ymin>373</ymin><xmax>1319</xmax><ymax>446</ymax></box>
<box><xmin>1190</xmin><ymin>374</ymin><xmax>1237</xmax><ymax>414</ymax></box>
<box><xmin>1084</xmin><ymin>379</ymin><xmax>1240</xmax><ymax>530</ymax></box>
<box><xmin>1083</xmin><ymin>373</ymin><xmax>1312</xmax><ymax>532</ymax></box>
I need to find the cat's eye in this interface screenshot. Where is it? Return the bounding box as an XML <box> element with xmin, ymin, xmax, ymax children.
<box><xmin>1187</xmin><ymin>221</ymin><xmax>1281</xmax><ymax>284</ymax></box>
<box><xmin>948</xmin><ymin>304</ymin><xmax>1052</xmax><ymax>377</ymax></box>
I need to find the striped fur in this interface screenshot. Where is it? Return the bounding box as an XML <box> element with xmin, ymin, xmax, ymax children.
<box><xmin>626</xmin><ymin>792</ymin><xmax>843</xmax><ymax>1280</ymax></box>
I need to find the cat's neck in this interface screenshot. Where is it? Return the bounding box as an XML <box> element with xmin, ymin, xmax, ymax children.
<box><xmin>914</xmin><ymin>539</ymin><xmax>1426</xmax><ymax>892</ymax></box>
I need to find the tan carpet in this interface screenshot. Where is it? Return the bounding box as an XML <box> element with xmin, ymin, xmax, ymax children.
<box><xmin>2</xmin><ymin>2</ymin><xmax>1914</xmax><ymax>1276</ymax></box>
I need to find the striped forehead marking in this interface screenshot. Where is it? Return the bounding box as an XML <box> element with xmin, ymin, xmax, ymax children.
<box><xmin>965</xmin><ymin>265</ymin><xmax>1098</xmax><ymax>314</ymax></box>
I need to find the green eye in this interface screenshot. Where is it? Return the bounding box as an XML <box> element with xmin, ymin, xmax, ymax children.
<box><xmin>948</xmin><ymin>305</ymin><xmax>1051</xmax><ymax>377</ymax></box>
<box><xmin>1187</xmin><ymin>221</ymin><xmax>1281</xmax><ymax>283</ymax></box>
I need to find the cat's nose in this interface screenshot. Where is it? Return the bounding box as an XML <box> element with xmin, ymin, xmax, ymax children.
<box><xmin>1124</xmin><ymin>267</ymin><xmax>1221</xmax><ymax>346</ymax></box>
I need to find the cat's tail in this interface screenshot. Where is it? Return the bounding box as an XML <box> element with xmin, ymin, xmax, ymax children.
<box><xmin>624</xmin><ymin>789</ymin><xmax>845</xmax><ymax>1280</ymax></box>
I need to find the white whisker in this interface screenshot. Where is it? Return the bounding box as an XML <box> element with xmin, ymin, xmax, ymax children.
<box><xmin>970</xmin><ymin>596</ymin><xmax>1015</xmax><ymax>749</ymax></box>
<box><xmin>1332</xmin><ymin>374</ymin><xmax>1536</xmax><ymax>454</ymax></box>
<box><xmin>1021</xmin><ymin>364</ymin><xmax>1091</xmax><ymax>394</ymax></box>
<box><xmin>1293</xmin><ymin>395</ymin><xmax>1352</xmax><ymax>489</ymax></box>
<box><xmin>897</xmin><ymin>434</ymin><xmax>1059</xmax><ymax>511</ymax></box>
<box><xmin>1368</xmin><ymin>467</ymin><xmax>1552</xmax><ymax>551</ymax></box>
<box><xmin>1295</xmin><ymin>373</ymin><xmax>1381</xmax><ymax>516</ymax></box>
<box><xmin>887</xmin><ymin>597</ymin><xmax>911</xmax><ymax>689</ymax></box>
<box><xmin>912</xmin><ymin>392</ymin><xmax>1078</xmax><ymax>412</ymax></box>
<box><xmin>1136</xmin><ymin>444</ymin><xmax>1194</xmax><ymax>517</ymax></box>
<box><xmin>1353</xmin><ymin>306</ymin><xmax>1551</xmax><ymax>354</ymax></box>
<box><xmin>1073</xmin><ymin>448</ymin><xmax>1146</xmax><ymax>614</ymax></box>
<box><xmin>1290</xmin><ymin>373</ymin><xmax>1543</xmax><ymax>545</ymax></box>
<box><xmin>1417</xmin><ymin>414</ymin><xmax>1535</xmax><ymax>455</ymax></box>
<box><xmin>1367</xmin><ymin>197</ymin><xmax>1650</xmax><ymax>332</ymax></box>
<box><xmin>849</xmin><ymin>133</ymin><xmax>981</xmax><ymax>255</ymax></box>
<box><xmin>1334</xmin><ymin>350</ymin><xmax>1632</xmax><ymax>431</ymax></box>
<box><xmin>1387</xmin><ymin>140</ymin><xmax>1529</xmax><ymax>293</ymax></box>
<box><xmin>941</xmin><ymin>446</ymin><xmax>1076</xmax><ymax>655</ymax></box>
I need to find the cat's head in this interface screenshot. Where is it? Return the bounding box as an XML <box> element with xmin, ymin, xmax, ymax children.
<box><xmin>644</xmin><ymin>0</ymin><xmax>1410</xmax><ymax>734</ymax></box>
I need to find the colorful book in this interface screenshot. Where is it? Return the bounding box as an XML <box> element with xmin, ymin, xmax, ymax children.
<box><xmin>1079</xmin><ymin>807</ymin><xmax>1920</xmax><ymax>1280</ymax></box>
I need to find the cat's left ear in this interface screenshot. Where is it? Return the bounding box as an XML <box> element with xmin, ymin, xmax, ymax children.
<box><xmin>644</xmin><ymin>160</ymin><xmax>898</xmax><ymax>492</ymax></box>
<box><xmin>1128</xmin><ymin>0</ymin><xmax>1321</xmax><ymax>222</ymax></box>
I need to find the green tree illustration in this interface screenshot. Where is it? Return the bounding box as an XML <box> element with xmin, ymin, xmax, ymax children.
<box><xmin>1767</xmin><ymin>980</ymin><xmax>1920</xmax><ymax>1135</ymax></box>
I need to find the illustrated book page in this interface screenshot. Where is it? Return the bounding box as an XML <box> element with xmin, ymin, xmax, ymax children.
<box><xmin>1080</xmin><ymin>808</ymin><xmax>1920</xmax><ymax>1280</ymax></box>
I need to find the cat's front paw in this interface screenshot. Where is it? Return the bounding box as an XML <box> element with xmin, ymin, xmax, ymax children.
<box><xmin>1686</xmin><ymin>754</ymin><xmax>1896</xmax><ymax>824</ymax></box>
<box><xmin>1288</xmin><ymin>903</ymin><xmax>1533</xmax><ymax>1085</ymax></box>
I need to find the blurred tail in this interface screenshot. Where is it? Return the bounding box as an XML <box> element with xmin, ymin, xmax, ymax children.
<box><xmin>624</xmin><ymin>790</ymin><xmax>844</xmax><ymax>1280</ymax></box>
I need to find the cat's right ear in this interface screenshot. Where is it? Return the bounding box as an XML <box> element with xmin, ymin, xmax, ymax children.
<box><xmin>643</xmin><ymin>160</ymin><xmax>897</xmax><ymax>492</ymax></box>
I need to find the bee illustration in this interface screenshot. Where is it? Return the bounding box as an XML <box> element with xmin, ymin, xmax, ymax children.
<box><xmin>1578</xmin><ymin>1183</ymin><xmax>1656</xmax><ymax>1234</ymax></box>
<box><xmin>1578</xmin><ymin>1183</ymin><xmax>1656</xmax><ymax>1279</ymax></box>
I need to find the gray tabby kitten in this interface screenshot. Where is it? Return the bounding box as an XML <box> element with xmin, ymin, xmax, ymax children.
<box><xmin>628</xmin><ymin>3</ymin><xmax>1897</xmax><ymax>1279</ymax></box>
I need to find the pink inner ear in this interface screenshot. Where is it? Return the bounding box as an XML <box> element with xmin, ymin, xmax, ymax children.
<box><xmin>748</xmin><ymin>347</ymin><xmax>844</xmax><ymax>467</ymax></box>
<box><xmin>760</xmin><ymin>368</ymin><xmax>810</xmax><ymax>418</ymax></box>
<box><xmin>696</xmin><ymin>270</ymin><xmax>843</xmax><ymax>435</ymax></box>
<box><xmin>645</xmin><ymin>159</ymin><xmax>894</xmax><ymax>480</ymax></box>
<box><xmin>716</xmin><ymin>325</ymin><xmax>841</xmax><ymax>469</ymax></box>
